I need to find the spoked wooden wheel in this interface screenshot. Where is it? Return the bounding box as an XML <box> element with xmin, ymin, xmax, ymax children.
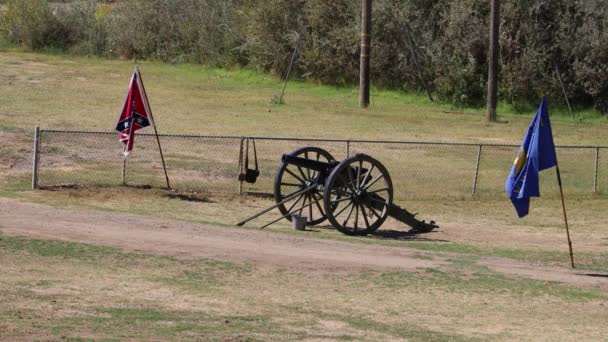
<box><xmin>323</xmin><ymin>154</ymin><xmax>393</xmax><ymax>235</ymax></box>
<box><xmin>274</xmin><ymin>146</ymin><xmax>335</xmax><ymax>226</ymax></box>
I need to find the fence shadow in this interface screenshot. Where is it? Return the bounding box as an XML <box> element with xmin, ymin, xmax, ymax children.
<box><xmin>163</xmin><ymin>193</ymin><xmax>214</xmax><ymax>203</ymax></box>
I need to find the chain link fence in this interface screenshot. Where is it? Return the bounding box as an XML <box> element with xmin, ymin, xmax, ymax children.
<box><xmin>33</xmin><ymin>129</ymin><xmax>608</xmax><ymax>200</ymax></box>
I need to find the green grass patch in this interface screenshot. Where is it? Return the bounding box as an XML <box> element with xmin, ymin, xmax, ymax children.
<box><xmin>0</xmin><ymin>36</ymin><xmax>17</xmax><ymax>50</ymax></box>
<box><xmin>363</xmin><ymin>262</ymin><xmax>607</xmax><ymax>303</ymax></box>
<box><xmin>0</xmin><ymin>234</ymin><xmax>251</xmax><ymax>276</ymax></box>
<box><xmin>0</xmin><ymin>234</ymin><xmax>120</xmax><ymax>261</ymax></box>
<box><xmin>282</xmin><ymin>304</ymin><xmax>478</xmax><ymax>341</ymax></box>
<box><xmin>336</xmin><ymin>313</ymin><xmax>475</xmax><ymax>342</ymax></box>
<box><xmin>0</xmin><ymin>189</ymin><xmax>22</xmax><ymax>198</ymax></box>
<box><xmin>145</xmin><ymin>258</ymin><xmax>253</xmax><ymax>291</ymax></box>
<box><xmin>58</xmin><ymin>307</ymin><xmax>275</xmax><ymax>340</ymax></box>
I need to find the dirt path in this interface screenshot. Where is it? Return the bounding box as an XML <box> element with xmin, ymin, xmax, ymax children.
<box><xmin>1</xmin><ymin>198</ymin><xmax>607</xmax><ymax>290</ymax></box>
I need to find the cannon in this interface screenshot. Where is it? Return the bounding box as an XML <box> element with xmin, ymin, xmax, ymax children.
<box><xmin>237</xmin><ymin>146</ymin><xmax>437</xmax><ymax>235</ymax></box>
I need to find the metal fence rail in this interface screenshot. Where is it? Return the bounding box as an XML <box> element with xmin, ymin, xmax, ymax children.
<box><xmin>33</xmin><ymin>129</ymin><xmax>608</xmax><ymax>199</ymax></box>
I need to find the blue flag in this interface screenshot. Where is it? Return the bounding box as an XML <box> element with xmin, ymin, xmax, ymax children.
<box><xmin>505</xmin><ymin>97</ymin><xmax>557</xmax><ymax>217</ymax></box>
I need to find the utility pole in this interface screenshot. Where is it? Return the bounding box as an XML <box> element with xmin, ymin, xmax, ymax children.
<box><xmin>486</xmin><ymin>0</ymin><xmax>500</xmax><ymax>122</ymax></box>
<box><xmin>359</xmin><ymin>0</ymin><xmax>372</xmax><ymax>108</ymax></box>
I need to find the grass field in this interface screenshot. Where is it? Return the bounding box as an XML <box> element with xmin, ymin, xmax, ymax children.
<box><xmin>2</xmin><ymin>48</ymin><xmax>608</xmax><ymax>340</ymax></box>
<box><xmin>2</xmin><ymin>234</ymin><xmax>607</xmax><ymax>341</ymax></box>
<box><xmin>1</xmin><ymin>49</ymin><xmax>607</xmax><ymax>143</ymax></box>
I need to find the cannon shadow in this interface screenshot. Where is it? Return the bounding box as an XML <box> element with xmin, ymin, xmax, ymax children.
<box><xmin>370</xmin><ymin>229</ymin><xmax>449</xmax><ymax>242</ymax></box>
<box><xmin>576</xmin><ymin>273</ymin><xmax>608</xmax><ymax>278</ymax></box>
<box><xmin>304</xmin><ymin>225</ymin><xmax>448</xmax><ymax>242</ymax></box>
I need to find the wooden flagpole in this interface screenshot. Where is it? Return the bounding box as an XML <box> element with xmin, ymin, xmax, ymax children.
<box><xmin>122</xmin><ymin>157</ymin><xmax>127</xmax><ymax>185</ymax></box>
<box><xmin>555</xmin><ymin>163</ymin><xmax>575</xmax><ymax>268</ymax></box>
<box><xmin>136</xmin><ymin>66</ymin><xmax>171</xmax><ymax>189</ymax></box>
<box><xmin>122</xmin><ymin>103</ymin><xmax>136</xmax><ymax>186</ymax></box>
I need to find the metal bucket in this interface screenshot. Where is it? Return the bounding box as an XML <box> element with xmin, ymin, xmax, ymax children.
<box><xmin>291</xmin><ymin>215</ymin><xmax>306</xmax><ymax>231</ymax></box>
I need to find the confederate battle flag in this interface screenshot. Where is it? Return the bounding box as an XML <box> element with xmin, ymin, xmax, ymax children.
<box><xmin>115</xmin><ymin>66</ymin><xmax>153</xmax><ymax>156</ymax></box>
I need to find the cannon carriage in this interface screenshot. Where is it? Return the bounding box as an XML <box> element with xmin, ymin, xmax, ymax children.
<box><xmin>238</xmin><ymin>146</ymin><xmax>437</xmax><ymax>235</ymax></box>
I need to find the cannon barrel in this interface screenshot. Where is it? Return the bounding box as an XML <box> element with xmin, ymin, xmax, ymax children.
<box><xmin>281</xmin><ymin>154</ymin><xmax>338</xmax><ymax>174</ymax></box>
<box><xmin>367</xmin><ymin>193</ymin><xmax>437</xmax><ymax>233</ymax></box>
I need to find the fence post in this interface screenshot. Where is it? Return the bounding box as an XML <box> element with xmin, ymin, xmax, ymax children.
<box><xmin>472</xmin><ymin>144</ymin><xmax>482</xmax><ymax>194</ymax></box>
<box><xmin>346</xmin><ymin>140</ymin><xmax>350</xmax><ymax>158</ymax></box>
<box><xmin>238</xmin><ymin>137</ymin><xmax>245</xmax><ymax>195</ymax></box>
<box><xmin>594</xmin><ymin>146</ymin><xmax>599</xmax><ymax>193</ymax></box>
<box><xmin>31</xmin><ymin>127</ymin><xmax>40</xmax><ymax>190</ymax></box>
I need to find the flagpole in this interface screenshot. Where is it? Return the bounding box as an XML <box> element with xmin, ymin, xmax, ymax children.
<box><xmin>122</xmin><ymin>157</ymin><xmax>127</xmax><ymax>186</ymax></box>
<box><xmin>555</xmin><ymin>163</ymin><xmax>575</xmax><ymax>268</ymax></box>
<box><xmin>123</xmin><ymin>107</ymin><xmax>136</xmax><ymax>186</ymax></box>
<box><xmin>136</xmin><ymin>66</ymin><xmax>171</xmax><ymax>189</ymax></box>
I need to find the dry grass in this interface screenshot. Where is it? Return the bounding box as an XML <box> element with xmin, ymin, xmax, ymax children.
<box><xmin>1</xmin><ymin>235</ymin><xmax>607</xmax><ymax>341</ymax></box>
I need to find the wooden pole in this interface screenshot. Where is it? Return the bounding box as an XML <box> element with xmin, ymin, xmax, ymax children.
<box><xmin>136</xmin><ymin>66</ymin><xmax>171</xmax><ymax>189</ymax></box>
<box><xmin>236</xmin><ymin>184</ymin><xmax>318</xmax><ymax>227</ymax></box>
<box><xmin>359</xmin><ymin>0</ymin><xmax>372</xmax><ymax>108</ymax></box>
<box><xmin>486</xmin><ymin>0</ymin><xmax>500</xmax><ymax>122</ymax></box>
<box><xmin>556</xmin><ymin>164</ymin><xmax>575</xmax><ymax>268</ymax></box>
<box><xmin>554</xmin><ymin>65</ymin><xmax>577</xmax><ymax>121</ymax></box>
<box><xmin>277</xmin><ymin>32</ymin><xmax>301</xmax><ymax>104</ymax></box>
<box><xmin>122</xmin><ymin>104</ymin><xmax>135</xmax><ymax>186</ymax></box>
<box><xmin>403</xmin><ymin>25</ymin><xmax>434</xmax><ymax>102</ymax></box>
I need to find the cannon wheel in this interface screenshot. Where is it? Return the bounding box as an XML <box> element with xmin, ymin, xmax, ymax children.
<box><xmin>323</xmin><ymin>154</ymin><xmax>393</xmax><ymax>236</ymax></box>
<box><xmin>274</xmin><ymin>146</ymin><xmax>335</xmax><ymax>226</ymax></box>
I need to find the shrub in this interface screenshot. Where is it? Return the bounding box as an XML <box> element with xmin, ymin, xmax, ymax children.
<box><xmin>53</xmin><ymin>0</ymin><xmax>99</xmax><ymax>54</ymax></box>
<box><xmin>0</xmin><ymin>0</ymin><xmax>65</xmax><ymax>50</ymax></box>
<box><xmin>430</xmin><ymin>0</ymin><xmax>489</xmax><ymax>106</ymax></box>
<box><xmin>237</xmin><ymin>0</ymin><xmax>309</xmax><ymax>77</ymax></box>
<box><xmin>109</xmin><ymin>0</ymin><xmax>241</xmax><ymax>65</ymax></box>
<box><xmin>570</xmin><ymin>0</ymin><xmax>608</xmax><ymax>112</ymax></box>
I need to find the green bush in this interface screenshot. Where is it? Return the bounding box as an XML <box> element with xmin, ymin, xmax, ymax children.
<box><xmin>300</xmin><ymin>0</ymin><xmax>359</xmax><ymax>84</ymax></box>
<box><xmin>0</xmin><ymin>0</ymin><xmax>97</xmax><ymax>52</ymax></box>
<box><xmin>109</xmin><ymin>0</ymin><xmax>241</xmax><ymax>65</ymax></box>
<box><xmin>429</xmin><ymin>0</ymin><xmax>489</xmax><ymax>105</ymax></box>
<box><xmin>54</xmin><ymin>0</ymin><xmax>99</xmax><ymax>54</ymax></box>
<box><xmin>238</xmin><ymin>0</ymin><xmax>361</xmax><ymax>84</ymax></box>
<box><xmin>0</xmin><ymin>0</ymin><xmax>65</xmax><ymax>50</ymax></box>
<box><xmin>570</xmin><ymin>0</ymin><xmax>608</xmax><ymax>112</ymax></box>
<box><xmin>83</xmin><ymin>4</ymin><xmax>112</xmax><ymax>56</ymax></box>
